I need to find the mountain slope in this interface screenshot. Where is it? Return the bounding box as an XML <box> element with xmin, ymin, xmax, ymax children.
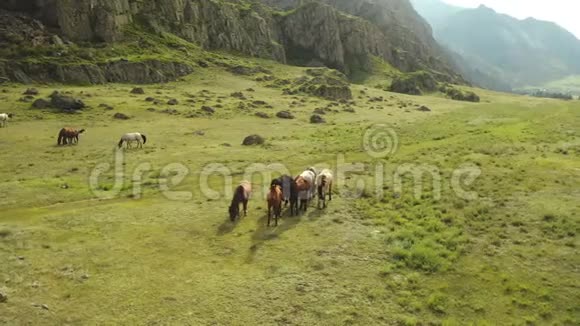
<box><xmin>0</xmin><ymin>0</ymin><xmax>464</xmax><ymax>84</ymax></box>
<box><xmin>412</xmin><ymin>0</ymin><xmax>580</xmax><ymax>89</ymax></box>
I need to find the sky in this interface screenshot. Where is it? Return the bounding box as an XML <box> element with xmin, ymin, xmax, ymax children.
<box><xmin>441</xmin><ymin>0</ymin><xmax>580</xmax><ymax>39</ymax></box>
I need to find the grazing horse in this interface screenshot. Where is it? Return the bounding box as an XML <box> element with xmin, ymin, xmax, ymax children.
<box><xmin>295</xmin><ymin>169</ymin><xmax>316</xmax><ymax>212</ymax></box>
<box><xmin>267</xmin><ymin>185</ymin><xmax>283</xmax><ymax>226</ymax></box>
<box><xmin>229</xmin><ymin>181</ymin><xmax>252</xmax><ymax>222</ymax></box>
<box><xmin>316</xmin><ymin>169</ymin><xmax>333</xmax><ymax>209</ymax></box>
<box><xmin>118</xmin><ymin>132</ymin><xmax>147</xmax><ymax>149</ymax></box>
<box><xmin>57</xmin><ymin>128</ymin><xmax>85</xmax><ymax>145</ymax></box>
<box><xmin>271</xmin><ymin>175</ymin><xmax>298</xmax><ymax>216</ymax></box>
<box><xmin>0</xmin><ymin>113</ymin><xmax>13</xmax><ymax>128</ymax></box>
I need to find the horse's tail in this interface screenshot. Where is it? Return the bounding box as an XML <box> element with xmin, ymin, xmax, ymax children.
<box><xmin>141</xmin><ymin>134</ymin><xmax>147</xmax><ymax>144</ymax></box>
<box><xmin>118</xmin><ymin>138</ymin><xmax>124</xmax><ymax>148</ymax></box>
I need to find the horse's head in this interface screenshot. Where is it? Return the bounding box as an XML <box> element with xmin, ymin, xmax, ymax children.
<box><xmin>229</xmin><ymin>204</ymin><xmax>239</xmax><ymax>222</ymax></box>
<box><xmin>7</xmin><ymin>113</ymin><xmax>13</xmax><ymax>118</ymax></box>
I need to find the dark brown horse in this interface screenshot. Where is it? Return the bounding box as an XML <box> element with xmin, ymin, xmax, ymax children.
<box><xmin>57</xmin><ymin>128</ymin><xmax>85</xmax><ymax>146</ymax></box>
<box><xmin>267</xmin><ymin>185</ymin><xmax>283</xmax><ymax>226</ymax></box>
<box><xmin>229</xmin><ymin>181</ymin><xmax>252</xmax><ymax>222</ymax></box>
<box><xmin>271</xmin><ymin>175</ymin><xmax>298</xmax><ymax>216</ymax></box>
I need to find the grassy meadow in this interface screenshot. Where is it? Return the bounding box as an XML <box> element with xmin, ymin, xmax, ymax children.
<box><xmin>0</xmin><ymin>61</ymin><xmax>579</xmax><ymax>325</ymax></box>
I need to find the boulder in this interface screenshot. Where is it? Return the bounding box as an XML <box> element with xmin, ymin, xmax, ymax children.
<box><xmin>113</xmin><ymin>112</ymin><xmax>130</xmax><ymax>120</ymax></box>
<box><xmin>255</xmin><ymin>112</ymin><xmax>270</xmax><ymax>119</ymax></box>
<box><xmin>167</xmin><ymin>99</ymin><xmax>179</xmax><ymax>105</ymax></box>
<box><xmin>0</xmin><ymin>290</ymin><xmax>7</xmax><ymax>303</ymax></box>
<box><xmin>390</xmin><ymin>71</ymin><xmax>437</xmax><ymax>95</ymax></box>
<box><xmin>130</xmin><ymin>87</ymin><xmax>145</xmax><ymax>94</ymax></box>
<box><xmin>145</xmin><ymin>97</ymin><xmax>155</xmax><ymax>102</ymax></box>
<box><xmin>417</xmin><ymin>105</ymin><xmax>431</xmax><ymax>112</ymax></box>
<box><xmin>310</xmin><ymin>114</ymin><xmax>326</xmax><ymax>124</ymax></box>
<box><xmin>276</xmin><ymin>111</ymin><xmax>295</xmax><ymax>119</ymax></box>
<box><xmin>31</xmin><ymin>98</ymin><xmax>49</xmax><ymax>109</ymax></box>
<box><xmin>242</xmin><ymin>134</ymin><xmax>265</xmax><ymax>146</ymax></box>
<box><xmin>23</xmin><ymin>88</ymin><xmax>38</xmax><ymax>95</ymax></box>
<box><xmin>201</xmin><ymin>106</ymin><xmax>215</xmax><ymax>114</ymax></box>
<box><xmin>50</xmin><ymin>93</ymin><xmax>85</xmax><ymax>111</ymax></box>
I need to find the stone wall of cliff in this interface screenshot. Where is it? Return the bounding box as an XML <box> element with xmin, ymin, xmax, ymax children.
<box><xmin>0</xmin><ymin>0</ymin><xmax>464</xmax><ymax>83</ymax></box>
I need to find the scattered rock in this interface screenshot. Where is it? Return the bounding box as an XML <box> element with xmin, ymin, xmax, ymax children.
<box><xmin>19</xmin><ymin>96</ymin><xmax>33</xmax><ymax>103</ymax></box>
<box><xmin>310</xmin><ymin>114</ymin><xmax>326</xmax><ymax>124</ymax></box>
<box><xmin>252</xmin><ymin>100</ymin><xmax>267</xmax><ymax>106</ymax></box>
<box><xmin>343</xmin><ymin>107</ymin><xmax>355</xmax><ymax>113</ymax></box>
<box><xmin>313</xmin><ymin>108</ymin><xmax>326</xmax><ymax>115</ymax></box>
<box><xmin>23</xmin><ymin>88</ymin><xmax>38</xmax><ymax>96</ymax></box>
<box><xmin>201</xmin><ymin>106</ymin><xmax>215</xmax><ymax>114</ymax></box>
<box><xmin>0</xmin><ymin>291</ymin><xmax>7</xmax><ymax>303</ymax></box>
<box><xmin>98</xmin><ymin>103</ymin><xmax>114</xmax><ymax>110</ymax></box>
<box><xmin>230</xmin><ymin>92</ymin><xmax>245</xmax><ymax>99</ymax></box>
<box><xmin>276</xmin><ymin>111</ymin><xmax>294</xmax><ymax>119</ymax></box>
<box><xmin>145</xmin><ymin>97</ymin><xmax>155</xmax><ymax>102</ymax></box>
<box><xmin>246</xmin><ymin>88</ymin><xmax>255</xmax><ymax>92</ymax></box>
<box><xmin>255</xmin><ymin>112</ymin><xmax>270</xmax><ymax>119</ymax></box>
<box><xmin>417</xmin><ymin>105</ymin><xmax>431</xmax><ymax>112</ymax></box>
<box><xmin>130</xmin><ymin>87</ymin><xmax>145</xmax><ymax>94</ymax></box>
<box><xmin>242</xmin><ymin>134</ymin><xmax>265</xmax><ymax>146</ymax></box>
<box><xmin>197</xmin><ymin>60</ymin><xmax>209</xmax><ymax>68</ymax></box>
<box><xmin>113</xmin><ymin>112</ymin><xmax>130</xmax><ymax>120</ymax></box>
<box><xmin>228</xmin><ymin>65</ymin><xmax>271</xmax><ymax>76</ymax></box>
<box><xmin>31</xmin><ymin>98</ymin><xmax>49</xmax><ymax>109</ymax></box>
<box><xmin>161</xmin><ymin>108</ymin><xmax>179</xmax><ymax>115</ymax></box>
<box><xmin>193</xmin><ymin>130</ymin><xmax>205</xmax><ymax>136</ymax></box>
<box><xmin>147</xmin><ymin>108</ymin><xmax>156</xmax><ymax>112</ymax></box>
<box><xmin>167</xmin><ymin>99</ymin><xmax>179</xmax><ymax>105</ymax></box>
<box><xmin>221</xmin><ymin>143</ymin><xmax>232</xmax><ymax>147</ymax></box>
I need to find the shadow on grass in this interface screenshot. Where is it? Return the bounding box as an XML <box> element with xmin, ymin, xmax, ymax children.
<box><xmin>245</xmin><ymin>201</ymin><xmax>329</xmax><ymax>263</ymax></box>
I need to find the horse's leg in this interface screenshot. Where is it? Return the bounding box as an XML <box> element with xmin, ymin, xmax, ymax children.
<box><xmin>243</xmin><ymin>200</ymin><xmax>248</xmax><ymax>216</ymax></box>
<box><xmin>267</xmin><ymin>204</ymin><xmax>271</xmax><ymax>226</ymax></box>
<box><xmin>329</xmin><ymin>183</ymin><xmax>332</xmax><ymax>201</ymax></box>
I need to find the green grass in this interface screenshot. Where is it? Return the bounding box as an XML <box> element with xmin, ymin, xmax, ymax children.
<box><xmin>0</xmin><ymin>60</ymin><xmax>579</xmax><ymax>324</ymax></box>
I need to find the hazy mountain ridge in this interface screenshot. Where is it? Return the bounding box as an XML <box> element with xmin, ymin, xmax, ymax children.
<box><xmin>412</xmin><ymin>0</ymin><xmax>580</xmax><ymax>90</ymax></box>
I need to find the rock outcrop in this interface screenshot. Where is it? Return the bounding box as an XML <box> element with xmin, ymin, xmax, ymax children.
<box><xmin>0</xmin><ymin>59</ymin><xmax>193</xmax><ymax>84</ymax></box>
<box><xmin>0</xmin><ymin>0</ymin><xmax>464</xmax><ymax>83</ymax></box>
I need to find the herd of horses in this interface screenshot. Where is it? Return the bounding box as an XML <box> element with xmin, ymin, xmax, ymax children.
<box><xmin>56</xmin><ymin>128</ymin><xmax>147</xmax><ymax>149</ymax></box>
<box><xmin>229</xmin><ymin>168</ymin><xmax>334</xmax><ymax>227</ymax></box>
<box><xmin>2</xmin><ymin>112</ymin><xmax>332</xmax><ymax>227</ymax></box>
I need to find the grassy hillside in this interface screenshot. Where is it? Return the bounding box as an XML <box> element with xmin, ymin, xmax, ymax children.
<box><xmin>518</xmin><ymin>75</ymin><xmax>580</xmax><ymax>96</ymax></box>
<box><xmin>0</xmin><ymin>59</ymin><xmax>579</xmax><ymax>324</ymax></box>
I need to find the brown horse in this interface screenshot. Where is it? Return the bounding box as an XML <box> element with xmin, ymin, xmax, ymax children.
<box><xmin>295</xmin><ymin>169</ymin><xmax>316</xmax><ymax>213</ymax></box>
<box><xmin>271</xmin><ymin>175</ymin><xmax>298</xmax><ymax>216</ymax></box>
<box><xmin>57</xmin><ymin>128</ymin><xmax>85</xmax><ymax>145</ymax></box>
<box><xmin>267</xmin><ymin>185</ymin><xmax>283</xmax><ymax>226</ymax></box>
<box><xmin>229</xmin><ymin>181</ymin><xmax>252</xmax><ymax>222</ymax></box>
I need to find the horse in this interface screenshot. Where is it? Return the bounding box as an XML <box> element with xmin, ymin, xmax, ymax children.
<box><xmin>271</xmin><ymin>175</ymin><xmax>298</xmax><ymax>216</ymax></box>
<box><xmin>316</xmin><ymin>169</ymin><xmax>333</xmax><ymax>209</ymax></box>
<box><xmin>118</xmin><ymin>132</ymin><xmax>147</xmax><ymax>149</ymax></box>
<box><xmin>57</xmin><ymin>128</ymin><xmax>85</xmax><ymax>145</ymax></box>
<box><xmin>229</xmin><ymin>181</ymin><xmax>252</xmax><ymax>222</ymax></box>
<box><xmin>295</xmin><ymin>169</ymin><xmax>316</xmax><ymax>212</ymax></box>
<box><xmin>267</xmin><ymin>185</ymin><xmax>283</xmax><ymax>226</ymax></box>
<box><xmin>0</xmin><ymin>113</ymin><xmax>13</xmax><ymax>128</ymax></box>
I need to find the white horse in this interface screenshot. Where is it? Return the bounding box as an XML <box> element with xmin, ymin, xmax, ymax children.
<box><xmin>118</xmin><ymin>132</ymin><xmax>147</xmax><ymax>149</ymax></box>
<box><xmin>0</xmin><ymin>113</ymin><xmax>13</xmax><ymax>128</ymax></box>
<box><xmin>316</xmin><ymin>169</ymin><xmax>333</xmax><ymax>209</ymax></box>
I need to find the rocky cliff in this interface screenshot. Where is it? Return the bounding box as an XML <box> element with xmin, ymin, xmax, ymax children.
<box><xmin>0</xmin><ymin>0</ymin><xmax>464</xmax><ymax>84</ymax></box>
